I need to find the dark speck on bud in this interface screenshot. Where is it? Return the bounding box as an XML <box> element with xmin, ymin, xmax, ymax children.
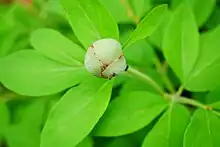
<box><xmin>125</xmin><ymin>65</ymin><xmax>129</xmax><ymax>71</ymax></box>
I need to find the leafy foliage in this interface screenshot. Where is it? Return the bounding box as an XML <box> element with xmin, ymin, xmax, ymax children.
<box><xmin>60</xmin><ymin>0</ymin><xmax>119</xmax><ymax>48</ymax></box>
<box><xmin>41</xmin><ymin>76</ymin><xmax>113</xmax><ymax>147</ymax></box>
<box><xmin>93</xmin><ymin>91</ymin><xmax>168</xmax><ymax>136</ymax></box>
<box><xmin>0</xmin><ymin>50</ymin><xmax>87</xmax><ymax>96</ymax></box>
<box><xmin>0</xmin><ymin>0</ymin><xmax>220</xmax><ymax>147</ymax></box>
<box><xmin>184</xmin><ymin>109</ymin><xmax>220</xmax><ymax>147</ymax></box>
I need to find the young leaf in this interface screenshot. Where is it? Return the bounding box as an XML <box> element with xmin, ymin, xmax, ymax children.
<box><xmin>93</xmin><ymin>91</ymin><xmax>168</xmax><ymax>136</ymax></box>
<box><xmin>184</xmin><ymin>109</ymin><xmax>220</xmax><ymax>147</ymax></box>
<box><xmin>31</xmin><ymin>28</ymin><xmax>85</xmax><ymax>66</ymax></box>
<box><xmin>41</xmin><ymin>76</ymin><xmax>113</xmax><ymax>147</ymax></box>
<box><xmin>163</xmin><ymin>2</ymin><xmax>199</xmax><ymax>83</ymax></box>
<box><xmin>61</xmin><ymin>0</ymin><xmax>119</xmax><ymax>48</ymax></box>
<box><xmin>4</xmin><ymin>124</ymin><xmax>40</xmax><ymax>147</ymax></box>
<box><xmin>0</xmin><ymin>50</ymin><xmax>87</xmax><ymax>96</ymax></box>
<box><xmin>0</xmin><ymin>101</ymin><xmax>9</xmax><ymax>135</ymax></box>
<box><xmin>142</xmin><ymin>103</ymin><xmax>190</xmax><ymax>147</ymax></box>
<box><xmin>123</xmin><ymin>4</ymin><xmax>168</xmax><ymax>49</ymax></box>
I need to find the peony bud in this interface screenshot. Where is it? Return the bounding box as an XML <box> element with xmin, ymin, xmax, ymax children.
<box><xmin>84</xmin><ymin>38</ymin><xmax>128</xmax><ymax>79</ymax></box>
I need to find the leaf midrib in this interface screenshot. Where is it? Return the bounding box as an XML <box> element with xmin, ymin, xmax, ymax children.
<box><xmin>166</xmin><ymin>102</ymin><xmax>174</xmax><ymax>146</ymax></box>
<box><xmin>187</xmin><ymin>32</ymin><xmax>220</xmax><ymax>82</ymax></box>
<box><xmin>69</xmin><ymin>80</ymin><xmax>109</xmax><ymax>118</ymax></box>
<box><xmin>75</xmin><ymin>0</ymin><xmax>101</xmax><ymax>40</ymax></box>
<box><xmin>205</xmin><ymin>111</ymin><xmax>214</xmax><ymax>147</ymax></box>
<box><xmin>189</xmin><ymin>55</ymin><xmax>220</xmax><ymax>81</ymax></box>
<box><xmin>31</xmin><ymin>67</ymin><xmax>84</xmax><ymax>73</ymax></box>
<box><xmin>41</xmin><ymin>81</ymin><xmax>110</xmax><ymax>147</ymax></box>
<box><xmin>58</xmin><ymin>49</ymin><xmax>84</xmax><ymax>66</ymax></box>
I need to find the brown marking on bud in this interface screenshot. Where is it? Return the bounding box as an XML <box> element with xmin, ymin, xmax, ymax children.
<box><xmin>100</xmin><ymin>71</ymin><xmax>108</xmax><ymax>78</ymax></box>
<box><xmin>100</xmin><ymin>63</ymin><xmax>109</xmax><ymax>79</ymax></box>
<box><xmin>90</xmin><ymin>44</ymin><xmax>94</xmax><ymax>48</ymax></box>
<box><xmin>100</xmin><ymin>63</ymin><xmax>109</xmax><ymax>72</ymax></box>
<box><xmin>119</xmin><ymin>54</ymin><xmax>124</xmax><ymax>59</ymax></box>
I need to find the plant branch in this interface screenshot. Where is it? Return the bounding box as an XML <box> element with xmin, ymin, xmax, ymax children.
<box><xmin>127</xmin><ymin>66</ymin><xmax>164</xmax><ymax>95</ymax></box>
<box><xmin>127</xmin><ymin>67</ymin><xmax>220</xmax><ymax>117</ymax></box>
<box><xmin>154</xmin><ymin>57</ymin><xmax>175</xmax><ymax>93</ymax></box>
<box><xmin>177</xmin><ymin>96</ymin><xmax>211</xmax><ymax>110</ymax></box>
<box><xmin>120</xmin><ymin>0</ymin><xmax>140</xmax><ymax>24</ymax></box>
<box><xmin>176</xmin><ymin>85</ymin><xmax>184</xmax><ymax>96</ymax></box>
<box><xmin>174</xmin><ymin>95</ymin><xmax>220</xmax><ymax>116</ymax></box>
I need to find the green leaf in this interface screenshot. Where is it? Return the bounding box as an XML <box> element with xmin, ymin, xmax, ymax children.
<box><xmin>171</xmin><ymin>0</ymin><xmax>215</xmax><ymax>27</ymax></box>
<box><xmin>205</xmin><ymin>6</ymin><xmax>220</xmax><ymax>29</ymax></box>
<box><xmin>210</xmin><ymin>102</ymin><xmax>220</xmax><ymax>110</ymax></box>
<box><xmin>0</xmin><ymin>29</ymin><xmax>21</xmax><ymax>57</ymax></box>
<box><xmin>0</xmin><ymin>16</ymin><xmax>12</xmax><ymax>34</ymax></box>
<box><xmin>185</xmin><ymin>26</ymin><xmax>220</xmax><ymax>91</ymax></box>
<box><xmin>61</xmin><ymin>0</ymin><xmax>119</xmax><ymax>48</ymax></box>
<box><xmin>13</xmin><ymin>98</ymin><xmax>48</xmax><ymax>128</ymax></box>
<box><xmin>76</xmin><ymin>137</ymin><xmax>93</xmax><ymax>147</ymax></box>
<box><xmin>100</xmin><ymin>0</ymin><xmax>130</xmax><ymax>23</ymax></box>
<box><xmin>147</xmin><ymin>10</ymin><xmax>172</xmax><ymax>49</ymax></box>
<box><xmin>106</xmin><ymin>136</ymin><xmax>137</xmax><ymax>147</ymax></box>
<box><xmin>206</xmin><ymin>88</ymin><xmax>220</xmax><ymax>104</ymax></box>
<box><xmin>31</xmin><ymin>28</ymin><xmax>85</xmax><ymax>66</ymax></box>
<box><xmin>142</xmin><ymin>103</ymin><xmax>190</xmax><ymax>147</ymax></box>
<box><xmin>184</xmin><ymin>109</ymin><xmax>220</xmax><ymax>147</ymax></box>
<box><xmin>189</xmin><ymin>0</ymin><xmax>215</xmax><ymax>26</ymax></box>
<box><xmin>41</xmin><ymin>76</ymin><xmax>113</xmax><ymax>147</ymax></box>
<box><xmin>205</xmin><ymin>88</ymin><xmax>220</xmax><ymax>109</ymax></box>
<box><xmin>0</xmin><ymin>50</ymin><xmax>87</xmax><ymax>96</ymax></box>
<box><xmin>101</xmin><ymin>0</ymin><xmax>152</xmax><ymax>23</ymax></box>
<box><xmin>0</xmin><ymin>101</ymin><xmax>9</xmax><ymax>135</ymax></box>
<box><xmin>43</xmin><ymin>0</ymin><xmax>64</xmax><ymax>16</ymax></box>
<box><xmin>120</xmin><ymin>28</ymin><xmax>156</xmax><ymax>67</ymax></box>
<box><xmin>123</xmin><ymin>4</ymin><xmax>168</xmax><ymax>49</ymax></box>
<box><xmin>93</xmin><ymin>91</ymin><xmax>167</xmax><ymax>136</ymax></box>
<box><xmin>163</xmin><ymin>2</ymin><xmax>199</xmax><ymax>83</ymax></box>
<box><xmin>4</xmin><ymin>124</ymin><xmax>40</xmax><ymax>147</ymax></box>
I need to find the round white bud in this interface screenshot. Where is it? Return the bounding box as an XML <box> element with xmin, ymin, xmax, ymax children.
<box><xmin>84</xmin><ymin>38</ymin><xmax>128</xmax><ymax>79</ymax></box>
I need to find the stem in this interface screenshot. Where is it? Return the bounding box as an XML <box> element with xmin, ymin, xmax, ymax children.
<box><xmin>120</xmin><ymin>0</ymin><xmax>140</xmax><ymax>24</ymax></box>
<box><xmin>176</xmin><ymin>96</ymin><xmax>220</xmax><ymax>116</ymax></box>
<box><xmin>176</xmin><ymin>85</ymin><xmax>184</xmax><ymax>96</ymax></box>
<box><xmin>175</xmin><ymin>95</ymin><xmax>212</xmax><ymax>110</ymax></box>
<box><xmin>154</xmin><ymin>57</ymin><xmax>175</xmax><ymax>93</ymax></box>
<box><xmin>127</xmin><ymin>67</ymin><xmax>164</xmax><ymax>95</ymax></box>
<box><xmin>165</xmin><ymin>94</ymin><xmax>220</xmax><ymax>117</ymax></box>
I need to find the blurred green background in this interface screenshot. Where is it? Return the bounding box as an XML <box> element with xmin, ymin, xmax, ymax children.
<box><xmin>0</xmin><ymin>0</ymin><xmax>219</xmax><ymax>147</ymax></box>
